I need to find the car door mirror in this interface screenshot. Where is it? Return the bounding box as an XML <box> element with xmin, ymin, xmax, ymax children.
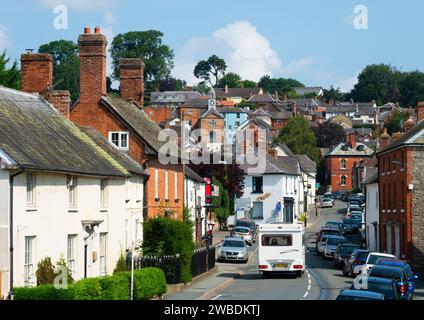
<box><xmin>413</xmin><ymin>273</ymin><xmax>419</xmax><ymax>279</ymax></box>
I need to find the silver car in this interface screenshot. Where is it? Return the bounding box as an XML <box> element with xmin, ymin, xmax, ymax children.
<box><xmin>323</xmin><ymin>236</ymin><xmax>347</xmax><ymax>259</ymax></box>
<box><xmin>234</xmin><ymin>226</ymin><xmax>253</xmax><ymax>245</ymax></box>
<box><xmin>218</xmin><ymin>237</ymin><xmax>249</xmax><ymax>263</ymax></box>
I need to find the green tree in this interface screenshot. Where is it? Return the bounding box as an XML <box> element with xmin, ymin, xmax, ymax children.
<box><xmin>258</xmin><ymin>75</ymin><xmax>304</xmax><ymax>95</ymax></box>
<box><xmin>38</xmin><ymin>40</ymin><xmax>80</xmax><ymax>101</ymax></box>
<box><xmin>194</xmin><ymin>55</ymin><xmax>227</xmax><ymax>86</ymax></box>
<box><xmin>274</xmin><ymin>116</ymin><xmax>319</xmax><ymax>163</ymax></box>
<box><xmin>217</xmin><ymin>72</ymin><xmax>242</xmax><ymax>88</ymax></box>
<box><xmin>384</xmin><ymin>109</ymin><xmax>409</xmax><ymax>135</ymax></box>
<box><xmin>237</xmin><ymin>100</ymin><xmax>257</xmax><ymax>110</ymax></box>
<box><xmin>241</xmin><ymin>80</ymin><xmax>257</xmax><ymax>88</ymax></box>
<box><xmin>350</xmin><ymin>64</ymin><xmax>402</xmax><ymax>105</ymax></box>
<box><xmin>110</xmin><ymin>30</ymin><xmax>174</xmax><ymax>82</ymax></box>
<box><xmin>0</xmin><ymin>51</ymin><xmax>20</xmax><ymax>89</ymax></box>
<box><xmin>312</xmin><ymin>121</ymin><xmax>346</xmax><ymax>148</ymax></box>
<box><xmin>323</xmin><ymin>86</ymin><xmax>348</xmax><ymax>102</ymax></box>
<box><xmin>399</xmin><ymin>70</ymin><xmax>424</xmax><ymax>107</ymax></box>
<box><xmin>36</xmin><ymin>257</ymin><xmax>56</xmax><ymax>286</ymax></box>
<box><xmin>192</xmin><ymin>82</ymin><xmax>211</xmax><ymax>95</ymax></box>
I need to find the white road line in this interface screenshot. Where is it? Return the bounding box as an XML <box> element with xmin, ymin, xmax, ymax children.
<box><xmin>211</xmin><ymin>294</ymin><xmax>223</xmax><ymax>301</ymax></box>
<box><xmin>303</xmin><ymin>292</ymin><xmax>309</xmax><ymax>298</ymax></box>
<box><xmin>308</xmin><ymin>279</ymin><xmax>312</xmax><ymax>285</ymax></box>
<box><xmin>308</xmin><ymin>285</ymin><xmax>311</xmax><ymax>291</ymax></box>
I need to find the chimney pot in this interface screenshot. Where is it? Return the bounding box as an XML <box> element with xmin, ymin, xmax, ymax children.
<box><xmin>94</xmin><ymin>26</ymin><xmax>101</xmax><ymax>34</ymax></box>
<box><xmin>84</xmin><ymin>27</ymin><xmax>91</xmax><ymax>34</ymax></box>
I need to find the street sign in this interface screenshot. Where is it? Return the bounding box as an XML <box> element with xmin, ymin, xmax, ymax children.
<box><xmin>276</xmin><ymin>202</ymin><xmax>281</xmax><ymax>212</ymax></box>
<box><xmin>235</xmin><ymin>198</ymin><xmax>251</xmax><ymax>211</ymax></box>
<box><xmin>212</xmin><ymin>185</ymin><xmax>219</xmax><ymax>197</ymax></box>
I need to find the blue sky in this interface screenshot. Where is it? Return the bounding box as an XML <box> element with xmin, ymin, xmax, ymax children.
<box><xmin>1</xmin><ymin>0</ymin><xmax>424</xmax><ymax>91</ymax></box>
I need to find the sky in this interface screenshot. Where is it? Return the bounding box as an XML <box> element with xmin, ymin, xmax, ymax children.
<box><xmin>1</xmin><ymin>0</ymin><xmax>424</xmax><ymax>91</ymax></box>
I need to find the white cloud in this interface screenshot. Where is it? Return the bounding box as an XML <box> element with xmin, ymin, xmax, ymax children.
<box><xmin>39</xmin><ymin>0</ymin><xmax>117</xmax><ymax>11</ymax></box>
<box><xmin>281</xmin><ymin>57</ymin><xmax>316</xmax><ymax>76</ymax></box>
<box><xmin>174</xmin><ymin>21</ymin><xmax>290</xmax><ymax>85</ymax></box>
<box><xmin>104</xmin><ymin>12</ymin><xmax>118</xmax><ymax>25</ymax></box>
<box><xmin>0</xmin><ymin>26</ymin><xmax>9</xmax><ymax>52</ymax></box>
<box><xmin>334</xmin><ymin>71</ymin><xmax>360</xmax><ymax>92</ymax></box>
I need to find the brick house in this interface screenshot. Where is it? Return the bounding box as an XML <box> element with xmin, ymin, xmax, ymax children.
<box><xmin>179</xmin><ymin>96</ymin><xmax>209</xmax><ymax>128</ymax></box>
<box><xmin>198</xmin><ymin>104</ymin><xmax>225</xmax><ymax>152</ymax></box>
<box><xmin>69</xmin><ymin>27</ymin><xmax>185</xmax><ymax>219</ymax></box>
<box><xmin>324</xmin><ymin>133</ymin><xmax>373</xmax><ymax>192</ymax></box>
<box><xmin>144</xmin><ymin>105</ymin><xmax>175</xmax><ymax>128</ymax></box>
<box><xmin>376</xmin><ymin>111</ymin><xmax>424</xmax><ymax>271</ymax></box>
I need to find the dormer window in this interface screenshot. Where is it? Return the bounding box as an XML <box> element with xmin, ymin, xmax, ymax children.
<box><xmin>109</xmin><ymin>132</ymin><xmax>129</xmax><ymax>150</ymax></box>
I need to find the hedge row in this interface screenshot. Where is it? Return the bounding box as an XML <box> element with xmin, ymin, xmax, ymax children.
<box><xmin>14</xmin><ymin>268</ymin><xmax>167</xmax><ymax>300</ymax></box>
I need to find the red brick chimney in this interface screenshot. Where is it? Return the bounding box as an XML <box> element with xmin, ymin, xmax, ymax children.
<box><xmin>78</xmin><ymin>26</ymin><xmax>107</xmax><ymax>105</ymax></box>
<box><xmin>404</xmin><ymin>117</ymin><xmax>415</xmax><ymax>132</ymax></box>
<box><xmin>268</xmin><ymin>148</ymin><xmax>278</xmax><ymax>159</ymax></box>
<box><xmin>346</xmin><ymin>132</ymin><xmax>356</xmax><ymax>149</ymax></box>
<box><xmin>417</xmin><ymin>102</ymin><xmax>424</xmax><ymax>122</ymax></box>
<box><xmin>20</xmin><ymin>53</ymin><xmax>53</xmax><ymax>94</ymax></box>
<box><xmin>49</xmin><ymin>90</ymin><xmax>71</xmax><ymax>118</ymax></box>
<box><xmin>379</xmin><ymin>128</ymin><xmax>390</xmax><ymax>150</ymax></box>
<box><xmin>119</xmin><ymin>58</ymin><xmax>145</xmax><ymax>107</ymax></box>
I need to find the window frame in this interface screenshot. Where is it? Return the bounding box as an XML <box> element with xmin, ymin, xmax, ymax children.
<box><xmin>108</xmin><ymin>131</ymin><xmax>130</xmax><ymax>150</ymax></box>
<box><xmin>99</xmin><ymin>233</ymin><xmax>108</xmax><ymax>276</ymax></box>
<box><xmin>67</xmin><ymin>175</ymin><xmax>78</xmax><ymax>209</ymax></box>
<box><xmin>26</xmin><ymin>172</ymin><xmax>36</xmax><ymax>207</ymax></box>
<box><xmin>252</xmin><ymin>176</ymin><xmax>264</xmax><ymax>194</ymax></box>
<box><xmin>340</xmin><ymin>175</ymin><xmax>347</xmax><ymax>186</ymax></box>
<box><xmin>67</xmin><ymin>235</ymin><xmax>77</xmax><ymax>279</ymax></box>
<box><xmin>340</xmin><ymin>159</ymin><xmax>347</xmax><ymax>170</ymax></box>
<box><xmin>100</xmin><ymin>179</ymin><xmax>108</xmax><ymax>209</ymax></box>
<box><xmin>24</xmin><ymin>236</ymin><xmax>36</xmax><ymax>287</ymax></box>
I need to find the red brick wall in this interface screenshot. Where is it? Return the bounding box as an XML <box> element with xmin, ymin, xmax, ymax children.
<box><xmin>325</xmin><ymin>155</ymin><xmax>369</xmax><ymax>192</ymax></box>
<box><xmin>49</xmin><ymin>90</ymin><xmax>71</xmax><ymax>118</ymax></box>
<box><xmin>180</xmin><ymin>107</ymin><xmax>206</xmax><ymax>128</ymax></box>
<box><xmin>120</xmin><ymin>59</ymin><xmax>144</xmax><ymax>106</ymax></box>
<box><xmin>20</xmin><ymin>53</ymin><xmax>52</xmax><ymax>94</ymax></box>
<box><xmin>379</xmin><ymin>147</ymin><xmax>413</xmax><ymax>259</ymax></box>
<box><xmin>145</xmin><ymin>106</ymin><xmax>173</xmax><ymax>125</ymax></box>
<box><xmin>271</xmin><ymin>119</ymin><xmax>288</xmax><ymax>130</ymax></box>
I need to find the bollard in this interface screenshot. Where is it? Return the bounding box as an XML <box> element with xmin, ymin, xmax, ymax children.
<box><xmin>304</xmin><ymin>217</ymin><xmax>307</xmax><ymax>228</ymax></box>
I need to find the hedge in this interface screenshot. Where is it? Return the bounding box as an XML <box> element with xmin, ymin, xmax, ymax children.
<box><xmin>13</xmin><ymin>267</ymin><xmax>166</xmax><ymax>300</ymax></box>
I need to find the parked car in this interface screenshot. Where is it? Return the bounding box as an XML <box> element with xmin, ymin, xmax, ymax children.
<box><xmin>336</xmin><ymin>290</ymin><xmax>385</xmax><ymax>300</ymax></box>
<box><xmin>321</xmin><ymin>196</ymin><xmax>333</xmax><ymax>208</ymax></box>
<box><xmin>375</xmin><ymin>258</ymin><xmax>419</xmax><ymax>298</ymax></box>
<box><xmin>334</xmin><ymin>243</ymin><xmax>361</xmax><ymax>269</ymax></box>
<box><xmin>359</xmin><ymin>252</ymin><xmax>397</xmax><ymax>275</ymax></box>
<box><xmin>324</xmin><ymin>221</ymin><xmax>346</xmax><ymax>235</ymax></box>
<box><xmin>233</xmin><ymin>226</ymin><xmax>253</xmax><ymax>246</ymax></box>
<box><xmin>342</xmin><ymin>219</ymin><xmax>360</xmax><ymax>234</ymax></box>
<box><xmin>218</xmin><ymin>237</ymin><xmax>249</xmax><ymax>263</ymax></box>
<box><xmin>317</xmin><ymin>235</ymin><xmax>329</xmax><ymax>256</ymax></box>
<box><xmin>323</xmin><ymin>236</ymin><xmax>347</xmax><ymax>259</ymax></box>
<box><xmin>235</xmin><ymin>219</ymin><xmax>257</xmax><ymax>243</ymax></box>
<box><xmin>350</xmin><ymin>276</ymin><xmax>401</xmax><ymax>300</ymax></box>
<box><xmin>368</xmin><ymin>265</ymin><xmax>411</xmax><ymax>300</ymax></box>
<box><xmin>315</xmin><ymin>227</ymin><xmax>342</xmax><ymax>252</ymax></box>
<box><xmin>343</xmin><ymin>249</ymin><xmax>370</xmax><ymax>277</ymax></box>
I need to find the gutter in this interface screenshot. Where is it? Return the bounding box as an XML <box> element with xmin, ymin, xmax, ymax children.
<box><xmin>8</xmin><ymin>169</ymin><xmax>24</xmax><ymax>300</ymax></box>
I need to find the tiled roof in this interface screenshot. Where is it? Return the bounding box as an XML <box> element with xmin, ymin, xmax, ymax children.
<box><xmin>377</xmin><ymin>120</ymin><xmax>424</xmax><ymax>154</ymax></box>
<box><xmin>363</xmin><ymin>167</ymin><xmax>378</xmax><ymax>184</ymax></box>
<box><xmin>238</xmin><ymin>151</ymin><xmax>300</xmax><ymax>176</ymax></box>
<box><xmin>216</xmin><ymin>107</ymin><xmax>248</xmax><ymax>114</ymax></box>
<box><xmin>326</xmin><ymin>106</ymin><xmax>357</xmax><ymax>113</ymax></box>
<box><xmin>185</xmin><ymin>166</ymin><xmax>203</xmax><ymax>182</ymax></box>
<box><xmin>181</xmin><ymin>97</ymin><xmax>209</xmax><ymax>108</ymax></box>
<box><xmin>269</xmin><ymin>111</ymin><xmax>292</xmax><ymax>120</ymax></box>
<box><xmin>326</xmin><ymin>142</ymin><xmax>374</xmax><ymax>157</ymax></box>
<box><xmin>214</xmin><ymin>87</ymin><xmax>262</xmax><ymax>99</ymax></box>
<box><xmin>150</xmin><ymin>91</ymin><xmax>201</xmax><ymax>104</ymax></box>
<box><xmin>247</xmin><ymin>93</ymin><xmax>280</xmax><ymax>103</ymax></box>
<box><xmin>201</xmin><ymin>107</ymin><xmax>224</xmax><ymax>119</ymax></box>
<box><xmin>295</xmin><ymin>154</ymin><xmax>317</xmax><ymax>173</ymax></box>
<box><xmin>0</xmin><ymin>86</ymin><xmax>128</xmax><ymax>177</ymax></box>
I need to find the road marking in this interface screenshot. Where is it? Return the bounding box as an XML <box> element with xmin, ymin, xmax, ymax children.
<box><xmin>303</xmin><ymin>292</ymin><xmax>309</xmax><ymax>298</ymax></box>
<box><xmin>308</xmin><ymin>285</ymin><xmax>311</xmax><ymax>291</ymax></box>
<box><xmin>211</xmin><ymin>294</ymin><xmax>223</xmax><ymax>301</ymax></box>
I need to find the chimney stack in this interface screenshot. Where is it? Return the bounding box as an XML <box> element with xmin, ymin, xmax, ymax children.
<box><xmin>225</xmin><ymin>85</ymin><xmax>229</xmax><ymax>94</ymax></box>
<box><xmin>292</xmin><ymin>101</ymin><xmax>297</xmax><ymax>116</ymax></box>
<box><xmin>119</xmin><ymin>58</ymin><xmax>145</xmax><ymax>107</ymax></box>
<box><xmin>346</xmin><ymin>131</ymin><xmax>356</xmax><ymax>149</ymax></box>
<box><xmin>391</xmin><ymin>132</ymin><xmax>403</xmax><ymax>143</ymax></box>
<box><xmin>49</xmin><ymin>90</ymin><xmax>71</xmax><ymax>118</ymax></box>
<box><xmin>20</xmin><ymin>53</ymin><xmax>53</xmax><ymax>94</ymax></box>
<box><xmin>417</xmin><ymin>102</ymin><xmax>424</xmax><ymax>122</ymax></box>
<box><xmin>404</xmin><ymin>117</ymin><xmax>415</xmax><ymax>132</ymax></box>
<box><xmin>268</xmin><ymin>148</ymin><xmax>278</xmax><ymax>159</ymax></box>
<box><xmin>379</xmin><ymin>128</ymin><xmax>390</xmax><ymax>150</ymax></box>
<box><xmin>78</xmin><ymin>26</ymin><xmax>108</xmax><ymax>105</ymax></box>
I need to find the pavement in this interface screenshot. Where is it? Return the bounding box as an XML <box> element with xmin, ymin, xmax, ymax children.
<box><xmin>165</xmin><ymin>201</ymin><xmax>424</xmax><ymax>300</ymax></box>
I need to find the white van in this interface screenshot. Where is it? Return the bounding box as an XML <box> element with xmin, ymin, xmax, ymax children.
<box><xmin>258</xmin><ymin>223</ymin><xmax>306</xmax><ymax>278</ymax></box>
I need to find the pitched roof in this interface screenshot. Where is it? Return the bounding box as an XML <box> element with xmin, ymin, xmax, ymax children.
<box><xmin>326</xmin><ymin>142</ymin><xmax>374</xmax><ymax>157</ymax></box>
<box><xmin>326</xmin><ymin>105</ymin><xmax>357</xmax><ymax>113</ymax></box>
<box><xmin>363</xmin><ymin>167</ymin><xmax>378</xmax><ymax>184</ymax></box>
<box><xmin>214</xmin><ymin>87</ymin><xmax>262</xmax><ymax>99</ymax></box>
<box><xmin>79</xmin><ymin>127</ymin><xmax>149</xmax><ymax>176</ymax></box>
<box><xmin>269</xmin><ymin>111</ymin><xmax>292</xmax><ymax>120</ymax></box>
<box><xmin>216</xmin><ymin>107</ymin><xmax>248</xmax><ymax>114</ymax></box>
<box><xmin>201</xmin><ymin>107</ymin><xmax>224</xmax><ymax>119</ymax></box>
<box><xmin>150</xmin><ymin>91</ymin><xmax>201</xmax><ymax>104</ymax></box>
<box><xmin>185</xmin><ymin>166</ymin><xmax>203</xmax><ymax>182</ymax></box>
<box><xmin>293</xmin><ymin>87</ymin><xmax>323</xmax><ymax>96</ymax></box>
<box><xmin>101</xmin><ymin>96</ymin><xmax>166</xmax><ymax>154</ymax></box>
<box><xmin>247</xmin><ymin>93</ymin><xmax>280</xmax><ymax>103</ymax></box>
<box><xmin>251</xmin><ymin>108</ymin><xmax>272</xmax><ymax>117</ymax></box>
<box><xmin>0</xmin><ymin>86</ymin><xmax>128</xmax><ymax>177</ymax></box>
<box><xmin>355</xmin><ymin>107</ymin><xmax>376</xmax><ymax>116</ymax></box>
<box><xmin>272</xmin><ymin>143</ymin><xmax>295</xmax><ymax>156</ymax></box>
<box><xmin>238</xmin><ymin>151</ymin><xmax>300</xmax><ymax>176</ymax></box>
<box><xmin>377</xmin><ymin>120</ymin><xmax>424</xmax><ymax>154</ymax></box>
<box><xmin>181</xmin><ymin>97</ymin><xmax>209</xmax><ymax>108</ymax></box>
<box><xmin>295</xmin><ymin>155</ymin><xmax>317</xmax><ymax>173</ymax></box>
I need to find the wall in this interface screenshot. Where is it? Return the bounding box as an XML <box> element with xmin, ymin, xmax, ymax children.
<box><xmin>411</xmin><ymin>149</ymin><xmax>424</xmax><ymax>272</ymax></box>
<box><xmin>223</xmin><ymin>112</ymin><xmax>248</xmax><ymax>144</ymax></box>
<box><xmin>0</xmin><ymin>169</ymin><xmax>10</xmax><ymax>298</ymax></box>
<box><xmin>326</xmin><ymin>155</ymin><xmax>369</xmax><ymax>192</ymax></box>
<box><xmin>184</xmin><ymin>178</ymin><xmax>206</xmax><ymax>242</ymax></box>
<box><xmin>366</xmin><ymin>182</ymin><xmax>379</xmax><ymax>251</ymax></box>
<box><xmin>180</xmin><ymin>107</ymin><xmax>206</xmax><ymax>128</ymax></box>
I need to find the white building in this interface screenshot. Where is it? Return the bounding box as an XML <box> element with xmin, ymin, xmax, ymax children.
<box><xmin>0</xmin><ymin>87</ymin><xmax>147</xmax><ymax>298</ymax></box>
<box><xmin>364</xmin><ymin>169</ymin><xmax>379</xmax><ymax>252</ymax></box>
<box><xmin>295</xmin><ymin>155</ymin><xmax>317</xmax><ymax>213</ymax></box>
<box><xmin>184</xmin><ymin>167</ymin><xmax>206</xmax><ymax>243</ymax></box>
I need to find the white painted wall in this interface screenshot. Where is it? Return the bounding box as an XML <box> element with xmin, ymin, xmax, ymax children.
<box><xmin>184</xmin><ymin>178</ymin><xmax>206</xmax><ymax>239</ymax></box>
<box><xmin>0</xmin><ymin>169</ymin><xmax>144</xmax><ymax>297</ymax></box>
<box><xmin>365</xmin><ymin>183</ymin><xmax>379</xmax><ymax>252</ymax></box>
<box><xmin>0</xmin><ymin>169</ymin><xmax>10</xmax><ymax>298</ymax></box>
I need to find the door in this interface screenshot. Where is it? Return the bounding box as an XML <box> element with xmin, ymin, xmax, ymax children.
<box><xmin>252</xmin><ymin>202</ymin><xmax>263</xmax><ymax>220</ymax></box>
<box><xmin>284</xmin><ymin>198</ymin><xmax>294</xmax><ymax>223</ymax></box>
<box><xmin>394</xmin><ymin>226</ymin><xmax>400</xmax><ymax>258</ymax></box>
<box><xmin>386</xmin><ymin>224</ymin><xmax>392</xmax><ymax>254</ymax></box>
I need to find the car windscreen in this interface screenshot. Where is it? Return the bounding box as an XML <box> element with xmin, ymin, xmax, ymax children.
<box><xmin>326</xmin><ymin>238</ymin><xmax>345</xmax><ymax>246</ymax></box>
<box><xmin>326</xmin><ymin>222</ymin><xmax>342</xmax><ymax>227</ymax></box>
<box><xmin>357</xmin><ymin>251</ymin><xmax>370</xmax><ymax>259</ymax></box>
<box><xmin>337</xmin><ymin>295</ymin><xmax>379</xmax><ymax>301</ymax></box>
<box><xmin>322</xmin><ymin>230</ymin><xmax>340</xmax><ymax>237</ymax></box>
<box><xmin>369</xmin><ymin>268</ymin><xmax>403</xmax><ymax>281</ymax></box>
<box><xmin>262</xmin><ymin>234</ymin><xmax>293</xmax><ymax>246</ymax></box>
<box><xmin>365</xmin><ymin>283</ymin><xmax>395</xmax><ymax>300</ymax></box>
<box><xmin>222</xmin><ymin>240</ymin><xmax>245</xmax><ymax>248</ymax></box>
<box><xmin>236</xmin><ymin>221</ymin><xmax>253</xmax><ymax>228</ymax></box>
<box><xmin>235</xmin><ymin>227</ymin><xmax>250</xmax><ymax>233</ymax></box>
<box><xmin>323</xmin><ymin>198</ymin><xmax>332</xmax><ymax>202</ymax></box>
<box><xmin>341</xmin><ymin>245</ymin><xmax>360</xmax><ymax>254</ymax></box>
<box><xmin>368</xmin><ymin>255</ymin><xmax>390</xmax><ymax>265</ymax></box>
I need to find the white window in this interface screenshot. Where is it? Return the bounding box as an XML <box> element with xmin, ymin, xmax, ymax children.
<box><xmin>125</xmin><ymin>178</ymin><xmax>130</xmax><ymax>201</ymax></box>
<box><xmin>210</xmin><ymin>131</ymin><xmax>217</xmax><ymax>143</ymax></box>
<box><xmin>155</xmin><ymin>169</ymin><xmax>159</xmax><ymax>200</ymax></box>
<box><xmin>109</xmin><ymin>132</ymin><xmax>129</xmax><ymax>150</ymax></box>
<box><xmin>67</xmin><ymin>235</ymin><xmax>77</xmax><ymax>279</ymax></box>
<box><xmin>174</xmin><ymin>172</ymin><xmax>178</xmax><ymax>200</ymax></box>
<box><xmin>341</xmin><ymin>159</ymin><xmax>347</xmax><ymax>170</ymax></box>
<box><xmin>341</xmin><ymin>175</ymin><xmax>347</xmax><ymax>186</ymax></box>
<box><xmin>26</xmin><ymin>172</ymin><xmax>35</xmax><ymax>206</ymax></box>
<box><xmin>209</xmin><ymin>120</ymin><xmax>216</xmax><ymax>127</ymax></box>
<box><xmin>165</xmin><ymin>171</ymin><xmax>169</xmax><ymax>200</ymax></box>
<box><xmin>100</xmin><ymin>179</ymin><xmax>108</xmax><ymax>208</ymax></box>
<box><xmin>99</xmin><ymin>233</ymin><xmax>108</xmax><ymax>276</ymax></box>
<box><xmin>24</xmin><ymin>236</ymin><xmax>36</xmax><ymax>287</ymax></box>
<box><xmin>67</xmin><ymin>175</ymin><xmax>77</xmax><ymax>208</ymax></box>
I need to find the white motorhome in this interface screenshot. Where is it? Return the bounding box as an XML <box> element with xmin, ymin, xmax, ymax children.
<box><xmin>258</xmin><ymin>223</ymin><xmax>306</xmax><ymax>278</ymax></box>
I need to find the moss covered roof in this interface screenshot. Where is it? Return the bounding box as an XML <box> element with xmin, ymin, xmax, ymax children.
<box><xmin>0</xmin><ymin>86</ymin><xmax>129</xmax><ymax>177</ymax></box>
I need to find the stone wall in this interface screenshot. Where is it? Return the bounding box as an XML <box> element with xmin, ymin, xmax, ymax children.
<box><xmin>412</xmin><ymin>149</ymin><xmax>424</xmax><ymax>272</ymax></box>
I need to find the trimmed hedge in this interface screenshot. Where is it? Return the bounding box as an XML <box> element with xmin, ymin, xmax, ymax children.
<box><xmin>13</xmin><ymin>267</ymin><xmax>166</xmax><ymax>300</ymax></box>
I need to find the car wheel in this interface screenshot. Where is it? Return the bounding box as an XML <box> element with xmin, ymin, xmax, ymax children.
<box><xmin>296</xmin><ymin>271</ymin><xmax>302</xmax><ymax>278</ymax></box>
<box><xmin>262</xmin><ymin>272</ymin><xmax>269</xmax><ymax>279</ymax></box>
<box><xmin>342</xmin><ymin>269</ymin><xmax>348</xmax><ymax>276</ymax></box>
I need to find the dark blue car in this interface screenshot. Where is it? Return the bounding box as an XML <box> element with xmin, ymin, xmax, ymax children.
<box><xmin>350</xmin><ymin>276</ymin><xmax>400</xmax><ymax>300</ymax></box>
<box><xmin>376</xmin><ymin>258</ymin><xmax>419</xmax><ymax>298</ymax></box>
<box><xmin>369</xmin><ymin>265</ymin><xmax>412</xmax><ymax>300</ymax></box>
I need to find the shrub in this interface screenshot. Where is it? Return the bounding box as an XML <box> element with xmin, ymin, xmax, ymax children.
<box><xmin>113</xmin><ymin>251</ymin><xmax>129</xmax><ymax>274</ymax></box>
<box><xmin>14</xmin><ymin>285</ymin><xmax>71</xmax><ymax>300</ymax></box>
<box><xmin>70</xmin><ymin>277</ymin><xmax>103</xmax><ymax>300</ymax></box>
<box><xmin>99</xmin><ymin>273</ymin><xmax>129</xmax><ymax>300</ymax></box>
<box><xmin>56</xmin><ymin>257</ymin><xmax>75</xmax><ymax>284</ymax></box>
<box><xmin>36</xmin><ymin>257</ymin><xmax>55</xmax><ymax>286</ymax></box>
<box><xmin>130</xmin><ymin>268</ymin><xmax>167</xmax><ymax>300</ymax></box>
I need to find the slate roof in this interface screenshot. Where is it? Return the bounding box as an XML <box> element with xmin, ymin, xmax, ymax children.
<box><xmin>201</xmin><ymin>107</ymin><xmax>224</xmax><ymax>119</ymax></box>
<box><xmin>214</xmin><ymin>87</ymin><xmax>262</xmax><ymax>99</ymax></box>
<box><xmin>238</xmin><ymin>151</ymin><xmax>300</xmax><ymax>176</ymax></box>
<box><xmin>181</xmin><ymin>97</ymin><xmax>209</xmax><ymax>108</ymax></box>
<box><xmin>185</xmin><ymin>166</ymin><xmax>203</xmax><ymax>182</ymax></box>
<box><xmin>79</xmin><ymin>127</ymin><xmax>149</xmax><ymax>176</ymax></box>
<box><xmin>355</xmin><ymin>107</ymin><xmax>376</xmax><ymax>116</ymax></box>
<box><xmin>284</xmin><ymin>99</ymin><xmax>321</xmax><ymax>109</ymax></box>
<box><xmin>326</xmin><ymin>142</ymin><xmax>374</xmax><ymax>157</ymax></box>
<box><xmin>293</xmin><ymin>87</ymin><xmax>323</xmax><ymax>96</ymax></box>
<box><xmin>102</xmin><ymin>96</ymin><xmax>166</xmax><ymax>154</ymax></box>
<box><xmin>363</xmin><ymin>167</ymin><xmax>378</xmax><ymax>184</ymax></box>
<box><xmin>326</xmin><ymin>106</ymin><xmax>357</xmax><ymax>113</ymax></box>
<box><xmin>295</xmin><ymin>155</ymin><xmax>317</xmax><ymax>173</ymax></box>
<box><xmin>251</xmin><ymin>108</ymin><xmax>272</xmax><ymax>117</ymax></box>
<box><xmin>269</xmin><ymin>111</ymin><xmax>292</xmax><ymax>120</ymax></box>
<box><xmin>247</xmin><ymin>93</ymin><xmax>280</xmax><ymax>103</ymax></box>
<box><xmin>150</xmin><ymin>91</ymin><xmax>201</xmax><ymax>104</ymax></box>
<box><xmin>216</xmin><ymin>107</ymin><xmax>247</xmax><ymax>114</ymax></box>
<box><xmin>377</xmin><ymin>120</ymin><xmax>424</xmax><ymax>154</ymax></box>
<box><xmin>272</xmin><ymin>143</ymin><xmax>295</xmax><ymax>157</ymax></box>
<box><xmin>0</xmin><ymin>86</ymin><xmax>129</xmax><ymax>177</ymax></box>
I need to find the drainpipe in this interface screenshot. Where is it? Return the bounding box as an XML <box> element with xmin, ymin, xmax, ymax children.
<box><xmin>8</xmin><ymin>169</ymin><xmax>24</xmax><ymax>300</ymax></box>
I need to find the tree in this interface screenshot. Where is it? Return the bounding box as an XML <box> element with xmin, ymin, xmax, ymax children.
<box><xmin>0</xmin><ymin>51</ymin><xmax>20</xmax><ymax>89</ymax></box>
<box><xmin>39</xmin><ymin>40</ymin><xmax>80</xmax><ymax>101</ymax></box>
<box><xmin>350</xmin><ymin>64</ymin><xmax>402</xmax><ymax>105</ymax></box>
<box><xmin>241</xmin><ymin>80</ymin><xmax>257</xmax><ymax>88</ymax></box>
<box><xmin>274</xmin><ymin>116</ymin><xmax>319</xmax><ymax>163</ymax></box>
<box><xmin>399</xmin><ymin>71</ymin><xmax>424</xmax><ymax>107</ymax></box>
<box><xmin>110</xmin><ymin>30</ymin><xmax>174</xmax><ymax>82</ymax></box>
<box><xmin>312</xmin><ymin>121</ymin><xmax>346</xmax><ymax>148</ymax></box>
<box><xmin>323</xmin><ymin>86</ymin><xmax>349</xmax><ymax>102</ymax></box>
<box><xmin>217</xmin><ymin>72</ymin><xmax>242</xmax><ymax>88</ymax></box>
<box><xmin>258</xmin><ymin>75</ymin><xmax>304</xmax><ymax>95</ymax></box>
<box><xmin>384</xmin><ymin>109</ymin><xmax>409</xmax><ymax>135</ymax></box>
<box><xmin>36</xmin><ymin>257</ymin><xmax>56</xmax><ymax>286</ymax></box>
<box><xmin>193</xmin><ymin>55</ymin><xmax>227</xmax><ymax>86</ymax></box>
<box><xmin>192</xmin><ymin>82</ymin><xmax>211</xmax><ymax>95</ymax></box>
